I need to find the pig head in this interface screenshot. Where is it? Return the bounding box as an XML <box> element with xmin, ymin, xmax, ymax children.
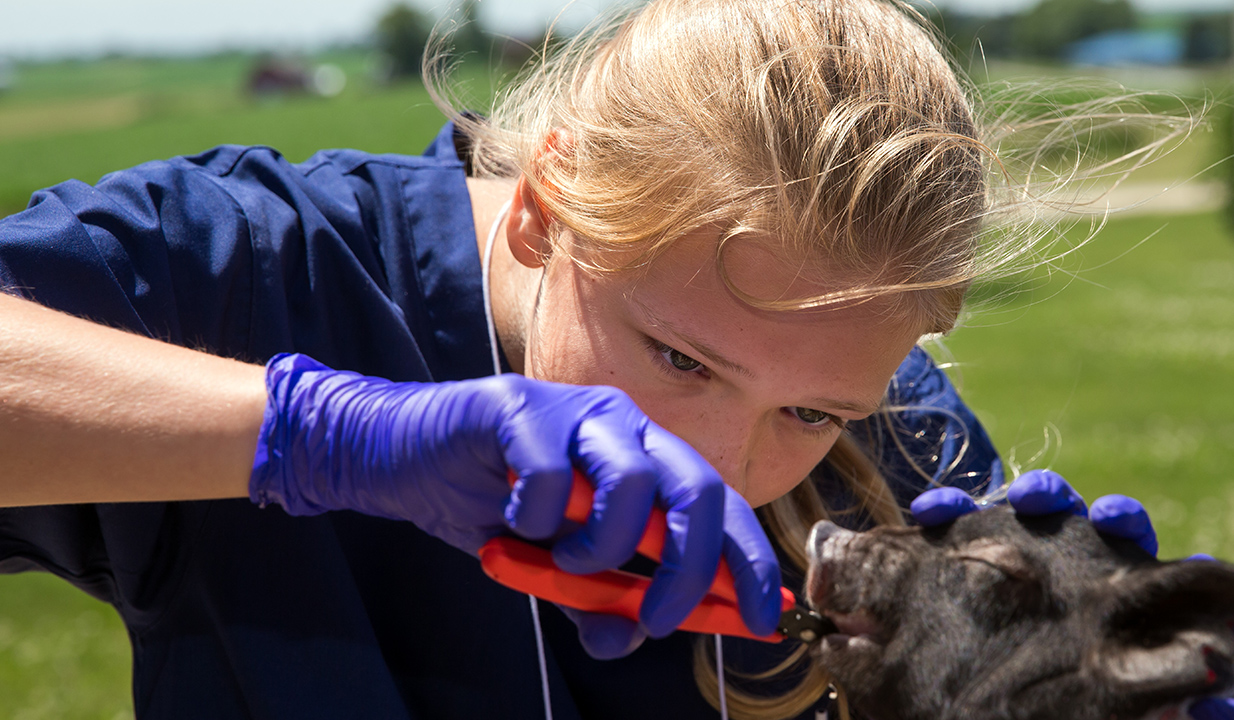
<box><xmin>805</xmin><ymin>508</ymin><xmax>1234</xmax><ymax>720</ymax></box>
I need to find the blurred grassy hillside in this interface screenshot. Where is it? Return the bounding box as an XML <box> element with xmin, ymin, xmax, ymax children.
<box><xmin>945</xmin><ymin>210</ymin><xmax>1234</xmax><ymax>560</ymax></box>
<box><xmin>0</xmin><ymin>49</ymin><xmax>485</xmax><ymax>217</ymax></box>
<box><xmin>0</xmin><ymin>50</ymin><xmax>1231</xmax><ymax>718</ymax></box>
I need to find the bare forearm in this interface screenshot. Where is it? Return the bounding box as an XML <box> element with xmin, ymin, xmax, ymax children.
<box><xmin>0</xmin><ymin>293</ymin><xmax>267</xmax><ymax>506</ymax></box>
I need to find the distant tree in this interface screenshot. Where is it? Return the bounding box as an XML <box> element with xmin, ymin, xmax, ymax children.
<box><xmin>1183</xmin><ymin>12</ymin><xmax>1232</xmax><ymax>63</ymax></box>
<box><xmin>1011</xmin><ymin>0</ymin><xmax>1137</xmax><ymax>60</ymax></box>
<box><xmin>1217</xmin><ymin>103</ymin><xmax>1234</xmax><ymax>235</ymax></box>
<box><xmin>376</xmin><ymin>3</ymin><xmax>434</xmax><ymax>79</ymax></box>
<box><xmin>450</xmin><ymin>0</ymin><xmax>490</xmax><ymax>60</ymax></box>
<box><xmin>920</xmin><ymin>8</ymin><xmax>1018</xmax><ymax>65</ymax></box>
<box><xmin>0</xmin><ymin>58</ymin><xmax>14</xmax><ymax>94</ymax></box>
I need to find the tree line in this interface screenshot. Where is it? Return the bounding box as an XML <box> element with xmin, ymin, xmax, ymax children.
<box><xmin>375</xmin><ymin>0</ymin><xmax>1231</xmax><ymax>80</ymax></box>
<box><xmin>925</xmin><ymin>0</ymin><xmax>1230</xmax><ymax>65</ymax></box>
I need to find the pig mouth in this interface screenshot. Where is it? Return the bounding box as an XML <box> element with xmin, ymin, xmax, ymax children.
<box><xmin>804</xmin><ymin>523</ymin><xmax>893</xmax><ymax>657</ymax></box>
<box><xmin>806</xmin><ymin>527</ymin><xmax>892</xmax><ymax>650</ymax></box>
<box><xmin>809</xmin><ymin>565</ymin><xmax>888</xmax><ymax>652</ymax></box>
<box><xmin>812</xmin><ymin>596</ymin><xmax>888</xmax><ymax>651</ymax></box>
<box><xmin>822</xmin><ymin>608</ymin><xmax>883</xmax><ymax>640</ymax></box>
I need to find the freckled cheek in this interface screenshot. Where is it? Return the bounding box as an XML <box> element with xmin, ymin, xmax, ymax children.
<box><xmin>743</xmin><ymin>433</ymin><xmax>841</xmax><ymax>508</ymax></box>
<box><xmin>530</xmin><ymin>344</ymin><xmax>613</xmax><ymax>387</ymax></box>
<box><xmin>615</xmin><ymin>383</ymin><xmax>697</xmax><ymax>437</ymax></box>
<box><xmin>528</xmin><ymin>318</ymin><xmax>651</xmax><ymax>393</ymax></box>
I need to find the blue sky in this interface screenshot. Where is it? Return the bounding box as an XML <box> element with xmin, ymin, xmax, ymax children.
<box><xmin>0</xmin><ymin>0</ymin><xmax>1230</xmax><ymax>59</ymax></box>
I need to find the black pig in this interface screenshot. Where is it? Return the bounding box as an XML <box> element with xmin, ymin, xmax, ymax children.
<box><xmin>805</xmin><ymin>508</ymin><xmax>1234</xmax><ymax>720</ymax></box>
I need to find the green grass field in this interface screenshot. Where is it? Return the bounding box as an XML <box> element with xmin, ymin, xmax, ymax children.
<box><xmin>0</xmin><ymin>50</ymin><xmax>498</xmax><ymax>217</ymax></box>
<box><xmin>0</xmin><ymin>51</ymin><xmax>1231</xmax><ymax>718</ymax></box>
<box><xmin>945</xmin><ymin>210</ymin><xmax>1234</xmax><ymax>560</ymax></box>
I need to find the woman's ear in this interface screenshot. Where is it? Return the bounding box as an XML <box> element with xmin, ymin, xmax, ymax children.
<box><xmin>507</xmin><ymin>127</ymin><xmax>574</xmax><ymax>270</ymax></box>
<box><xmin>506</xmin><ymin>173</ymin><xmax>552</xmax><ymax>269</ymax></box>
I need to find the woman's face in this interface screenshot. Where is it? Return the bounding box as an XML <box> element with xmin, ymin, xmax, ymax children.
<box><xmin>523</xmin><ymin>230</ymin><xmax>924</xmax><ymax>507</ymax></box>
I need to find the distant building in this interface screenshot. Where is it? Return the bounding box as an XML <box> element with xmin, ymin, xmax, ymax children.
<box><xmin>248</xmin><ymin>57</ymin><xmax>311</xmax><ymax>97</ymax></box>
<box><xmin>247</xmin><ymin>57</ymin><xmax>346</xmax><ymax>98</ymax></box>
<box><xmin>1066</xmin><ymin>30</ymin><xmax>1184</xmax><ymax>66</ymax></box>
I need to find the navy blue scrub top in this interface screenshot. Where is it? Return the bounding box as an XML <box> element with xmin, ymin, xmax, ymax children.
<box><xmin>0</xmin><ymin>122</ymin><xmax>1003</xmax><ymax>719</ymax></box>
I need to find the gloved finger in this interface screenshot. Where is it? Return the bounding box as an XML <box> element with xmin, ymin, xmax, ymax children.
<box><xmin>638</xmin><ymin>422</ymin><xmax>726</xmax><ymax>638</ymax></box>
<box><xmin>500</xmin><ymin>426</ymin><xmax>576</xmax><ymax>540</ymax></box>
<box><xmin>911</xmin><ymin>487</ymin><xmax>979</xmax><ymax>526</ymax></box>
<box><xmin>1007</xmin><ymin>470</ymin><xmax>1088</xmax><ymax>517</ymax></box>
<box><xmin>1090</xmin><ymin>494</ymin><xmax>1158</xmax><ymax>556</ymax></box>
<box><xmin>1190</xmin><ymin>698</ymin><xmax>1234</xmax><ymax>720</ymax></box>
<box><xmin>719</xmin><ymin>485</ymin><xmax>782</xmax><ymax>637</ymax></box>
<box><xmin>557</xmin><ymin>605</ymin><xmax>648</xmax><ymax>660</ymax></box>
<box><xmin>1187</xmin><ymin>553</ymin><xmax>1218</xmax><ymax>562</ymax></box>
<box><xmin>552</xmin><ymin>411</ymin><xmax>659</xmax><ymax>574</ymax></box>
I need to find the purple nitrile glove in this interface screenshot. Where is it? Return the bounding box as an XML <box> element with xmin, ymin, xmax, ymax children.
<box><xmin>1190</xmin><ymin>699</ymin><xmax>1234</xmax><ymax>720</ymax></box>
<box><xmin>1006</xmin><ymin>469</ymin><xmax>1088</xmax><ymax>516</ymax></box>
<box><xmin>909</xmin><ymin>486</ymin><xmax>978</xmax><ymax>526</ymax></box>
<box><xmin>1090</xmin><ymin>493</ymin><xmax>1158</xmax><ymax>556</ymax></box>
<box><xmin>251</xmin><ymin>353</ymin><xmax>782</xmax><ymax>655</ymax></box>
<box><xmin>911</xmin><ymin>470</ymin><xmax>1158</xmax><ymax>556</ymax></box>
<box><xmin>556</xmin><ymin>605</ymin><xmax>649</xmax><ymax>660</ymax></box>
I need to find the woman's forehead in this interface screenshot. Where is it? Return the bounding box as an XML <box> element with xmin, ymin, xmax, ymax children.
<box><xmin>612</xmin><ymin>227</ymin><xmax>885</xmax><ymax>313</ymax></box>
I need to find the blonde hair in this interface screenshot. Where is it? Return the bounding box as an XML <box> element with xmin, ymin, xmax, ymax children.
<box><xmin>437</xmin><ymin>0</ymin><xmax>990</xmax><ymax>332</ymax></box>
<box><xmin>428</xmin><ymin>0</ymin><xmax>1198</xmax><ymax>716</ymax></box>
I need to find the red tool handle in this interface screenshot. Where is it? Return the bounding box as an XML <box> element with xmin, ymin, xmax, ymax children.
<box><xmin>479</xmin><ymin>470</ymin><xmax>795</xmax><ymax>643</ymax></box>
<box><xmin>554</xmin><ymin>469</ymin><xmax>744</xmax><ymax>605</ymax></box>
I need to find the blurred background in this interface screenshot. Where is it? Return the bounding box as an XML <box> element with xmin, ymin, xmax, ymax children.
<box><xmin>0</xmin><ymin>0</ymin><xmax>1231</xmax><ymax>716</ymax></box>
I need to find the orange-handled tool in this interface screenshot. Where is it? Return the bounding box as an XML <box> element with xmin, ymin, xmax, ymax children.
<box><xmin>478</xmin><ymin>470</ymin><xmax>832</xmax><ymax>643</ymax></box>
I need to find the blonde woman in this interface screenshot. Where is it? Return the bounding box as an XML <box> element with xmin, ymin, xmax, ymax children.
<box><xmin>0</xmin><ymin>0</ymin><xmax>1206</xmax><ymax>718</ymax></box>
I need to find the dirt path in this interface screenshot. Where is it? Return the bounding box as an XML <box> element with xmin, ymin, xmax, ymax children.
<box><xmin>1078</xmin><ymin>180</ymin><xmax>1225</xmax><ymax>218</ymax></box>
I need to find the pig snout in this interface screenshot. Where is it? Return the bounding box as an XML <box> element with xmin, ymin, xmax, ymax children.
<box><xmin>804</xmin><ymin>521</ymin><xmax>854</xmax><ymax>610</ymax></box>
<box><xmin>804</xmin><ymin>521</ymin><xmax>909</xmax><ymax>642</ymax></box>
<box><xmin>807</xmin><ymin>520</ymin><xmax>854</xmax><ymax>564</ymax></box>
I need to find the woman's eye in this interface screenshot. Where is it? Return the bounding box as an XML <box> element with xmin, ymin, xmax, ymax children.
<box><xmin>660</xmin><ymin>344</ymin><xmax>703</xmax><ymax>372</ymax></box>
<box><xmin>792</xmin><ymin>406</ymin><xmax>832</xmax><ymax>426</ymax></box>
<box><xmin>644</xmin><ymin>339</ymin><xmax>709</xmax><ymax>379</ymax></box>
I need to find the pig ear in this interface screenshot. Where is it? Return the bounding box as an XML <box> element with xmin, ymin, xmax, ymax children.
<box><xmin>1111</xmin><ymin>559</ymin><xmax>1234</xmax><ymax>619</ymax></box>
<box><xmin>1093</xmin><ymin>560</ymin><xmax>1234</xmax><ymax>700</ymax></box>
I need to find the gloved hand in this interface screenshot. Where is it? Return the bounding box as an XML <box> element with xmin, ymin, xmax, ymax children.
<box><xmin>909</xmin><ymin>469</ymin><xmax>1159</xmax><ymax>556</ymax></box>
<box><xmin>1190</xmin><ymin>699</ymin><xmax>1234</xmax><ymax>720</ymax></box>
<box><xmin>251</xmin><ymin>353</ymin><xmax>783</xmax><ymax>655</ymax></box>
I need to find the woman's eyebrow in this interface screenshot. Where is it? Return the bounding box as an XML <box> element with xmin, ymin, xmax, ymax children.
<box><xmin>803</xmin><ymin>396</ymin><xmax>880</xmax><ymax>417</ymax></box>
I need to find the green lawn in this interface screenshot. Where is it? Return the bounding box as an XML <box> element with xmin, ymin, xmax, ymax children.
<box><xmin>0</xmin><ymin>52</ymin><xmax>1231</xmax><ymax>718</ymax></box>
<box><xmin>945</xmin><ymin>210</ymin><xmax>1234</xmax><ymax>561</ymax></box>
<box><xmin>0</xmin><ymin>50</ymin><xmax>491</xmax><ymax>217</ymax></box>
<box><xmin>0</xmin><ymin>574</ymin><xmax>132</xmax><ymax>720</ymax></box>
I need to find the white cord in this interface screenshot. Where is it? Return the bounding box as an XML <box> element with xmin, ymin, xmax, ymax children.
<box><xmin>480</xmin><ymin>199</ymin><xmax>512</xmax><ymax>381</ymax></box>
<box><xmin>715</xmin><ymin>634</ymin><xmax>729</xmax><ymax>720</ymax></box>
<box><xmin>481</xmin><ymin>199</ymin><xmax>555</xmax><ymax>720</ymax></box>
<box><xmin>528</xmin><ymin>593</ymin><xmax>555</xmax><ymax>720</ymax></box>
